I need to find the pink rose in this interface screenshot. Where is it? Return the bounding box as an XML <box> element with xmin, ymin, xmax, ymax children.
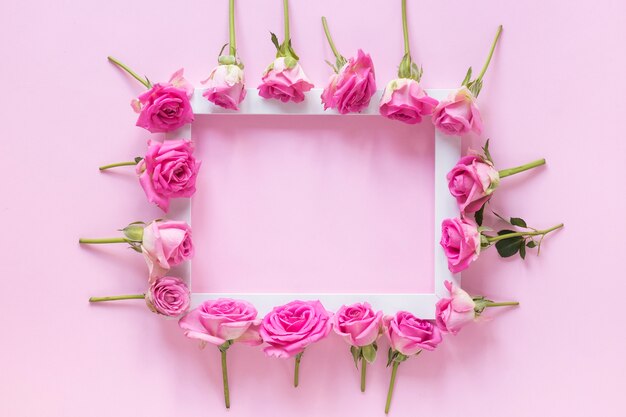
<box><xmin>384</xmin><ymin>311</ymin><xmax>442</xmax><ymax>356</ymax></box>
<box><xmin>447</xmin><ymin>155</ymin><xmax>500</xmax><ymax>214</ymax></box>
<box><xmin>332</xmin><ymin>302</ymin><xmax>382</xmax><ymax>347</ymax></box>
<box><xmin>379</xmin><ymin>78</ymin><xmax>438</xmax><ymax>124</ymax></box>
<box><xmin>435</xmin><ymin>281</ymin><xmax>476</xmax><ymax>334</ymax></box>
<box><xmin>136</xmin><ymin>139</ymin><xmax>201</xmax><ymax>213</ymax></box>
<box><xmin>131</xmin><ymin>69</ymin><xmax>195</xmax><ymax>133</ymax></box>
<box><xmin>141</xmin><ymin>220</ymin><xmax>194</xmax><ymax>280</ymax></box>
<box><xmin>432</xmin><ymin>87</ymin><xmax>483</xmax><ymax>136</ymax></box>
<box><xmin>179</xmin><ymin>298</ymin><xmax>262</xmax><ymax>346</ymax></box>
<box><xmin>202</xmin><ymin>64</ymin><xmax>246</xmax><ymax>110</ymax></box>
<box><xmin>321</xmin><ymin>50</ymin><xmax>376</xmax><ymax>114</ymax></box>
<box><xmin>145</xmin><ymin>276</ymin><xmax>191</xmax><ymax>317</ymax></box>
<box><xmin>260</xmin><ymin>300</ymin><xmax>332</xmax><ymax>358</ymax></box>
<box><xmin>258</xmin><ymin>58</ymin><xmax>314</xmax><ymax>103</ymax></box>
<box><xmin>440</xmin><ymin>217</ymin><xmax>481</xmax><ymax>273</ymax></box>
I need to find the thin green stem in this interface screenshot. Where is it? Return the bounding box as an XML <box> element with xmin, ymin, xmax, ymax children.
<box><xmin>487</xmin><ymin>223</ymin><xmax>564</xmax><ymax>243</ymax></box>
<box><xmin>401</xmin><ymin>0</ymin><xmax>410</xmax><ymax>55</ymax></box>
<box><xmin>79</xmin><ymin>237</ymin><xmax>130</xmax><ymax>244</ymax></box>
<box><xmin>476</xmin><ymin>25</ymin><xmax>503</xmax><ymax>82</ymax></box>
<box><xmin>229</xmin><ymin>0</ymin><xmax>236</xmax><ymax>56</ymax></box>
<box><xmin>89</xmin><ymin>294</ymin><xmax>145</xmax><ymax>302</ymax></box>
<box><xmin>221</xmin><ymin>348</ymin><xmax>230</xmax><ymax>409</ymax></box>
<box><xmin>486</xmin><ymin>301</ymin><xmax>520</xmax><ymax>307</ymax></box>
<box><xmin>99</xmin><ymin>161</ymin><xmax>137</xmax><ymax>171</ymax></box>
<box><xmin>294</xmin><ymin>352</ymin><xmax>303</xmax><ymax>387</ymax></box>
<box><xmin>385</xmin><ymin>361</ymin><xmax>400</xmax><ymax>414</ymax></box>
<box><xmin>107</xmin><ymin>56</ymin><xmax>151</xmax><ymax>88</ymax></box>
<box><xmin>360</xmin><ymin>360</ymin><xmax>367</xmax><ymax>392</ymax></box>
<box><xmin>321</xmin><ymin>17</ymin><xmax>341</xmax><ymax>60</ymax></box>
<box><xmin>498</xmin><ymin>158</ymin><xmax>546</xmax><ymax>178</ymax></box>
<box><xmin>283</xmin><ymin>0</ymin><xmax>290</xmax><ymax>42</ymax></box>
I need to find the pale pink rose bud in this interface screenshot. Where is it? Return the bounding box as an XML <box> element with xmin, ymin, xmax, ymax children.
<box><xmin>384</xmin><ymin>311</ymin><xmax>442</xmax><ymax>356</ymax></box>
<box><xmin>435</xmin><ymin>281</ymin><xmax>476</xmax><ymax>334</ymax></box>
<box><xmin>321</xmin><ymin>50</ymin><xmax>376</xmax><ymax>114</ymax></box>
<box><xmin>447</xmin><ymin>155</ymin><xmax>500</xmax><ymax>214</ymax></box>
<box><xmin>379</xmin><ymin>78</ymin><xmax>438</xmax><ymax>124</ymax></box>
<box><xmin>145</xmin><ymin>276</ymin><xmax>191</xmax><ymax>317</ymax></box>
<box><xmin>136</xmin><ymin>139</ymin><xmax>201</xmax><ymax>213</ymax></box>
<box><xmin>332</xmin><ymin>302</ymin><xmax>382</xmax><ymax>347</ymax></box>
<box><xmin>440</xmin><ymin>217</ymin><xmax>481</xmax><ymax>273</ymax></box>
<box><xmin>258</xmin><ymin>58</ymin><xmax>314</xmax><ymax>103</ymax></box>
<box><xmin>141</xmin><ymin>220</ymin><xmax>194</xmax><ymax>280</ymax></box>
<box><xmin>433</xmin><ymin>87</ymin><xmax>483</xmax><ymax>136</ymax></box>
<box><xmin>202</xmin><ymin>64</ymin><xmax>247</xmax><ymax>110</ymax></box>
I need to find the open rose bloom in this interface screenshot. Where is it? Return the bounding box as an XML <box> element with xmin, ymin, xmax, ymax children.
<box><xmin>379</xmin><ymin>78</ymin><xmax>438</xmax><ymax>124</ymax></box>
<box><xmin>131</xmin><ymin>69</ymin><xmax>194</xmax><ymax>133</ymax></box>
<box><xmin>321</xmin><ymin>50</ymin><xmax>376</xmax><ymax>114</ymax></box>
<box><xmin>447</xmin><ymin>154</ymin><xmax>500</xmax><ymax>214</ymax></box>
<box><xmin>145</xmin><ymin>276</ymin><xmax>190</xmax><ymax>317</ymax></box>
<box><xmin>435</xmin><ymin>281</ymin><xmax>476</xmax><ymax>334</ymax></box>
<box><xmin>332</xmin><ymin>302</ymin><xmax>382</xmax><ymax>347</ymax></box>
<box><xmin>440</xmin><ymin>217</ymin><xmax>481</xmax><ymax>273</ymax></box>
<box><xmin>258</xmin><ymin>57</ymin><xmax>314</xmax><ymax>103</ymax></box>
<box><xmin>202</xmin><ymin>64</ymin><xmax>246</xmax><ymax>110</ymax></box>
<box><xmin>433</xmin><ymin>87</ymin><xmax>483</xmax><ymax>136</ymax></box>
<box><xmin>385</xmin><ymin>311</ymin><xmax>442</xmax><ymax>356</ymax></box>
<box><xmin>141</xmin><ymin>220</ymin><xmax>194</xmax><ymax>280</ymax></box>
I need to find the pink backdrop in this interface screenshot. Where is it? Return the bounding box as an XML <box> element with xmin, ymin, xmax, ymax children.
<box><xmin>1</xmin><ymin>0</ymin><xmax>625</xmax><ymax>416</ymax></box>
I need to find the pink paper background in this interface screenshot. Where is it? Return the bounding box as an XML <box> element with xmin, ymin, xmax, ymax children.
<box><xmin>1</xmin><ymin>0</ymin><xmax>625</xmax><ymax>416</ymax></box>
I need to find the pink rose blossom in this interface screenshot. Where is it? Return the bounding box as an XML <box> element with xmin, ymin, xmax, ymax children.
<box><xmin>141</xmin><ymin>220</ymin><xmax>194</xmax><ymax>280</ymax></box>
<box><xmin>447</xmin><ymin>154</ymin><xmax>500</xmax><ymax>214</ymax></box>
<box><xmin>440</xmin><ymin>217</ymin><xmax>481</xmax><ymax>273</ymax></box>
<box><xmin>384</xmin><ymin>311</ymin><xmax>442</xmax><ymax>356</ymax></box>
<box><xmin>145</xmin><ymin>276</ymin><xmax>190</xmax><ymax>317</ymax></box>
<box><xmin>260</xmin><ymin>300</ymin><xmax>332</xmax><ymax>358</ymax></box>
<box><xmin>435</xmin><ymin>281</ymin><xmax>476</xmax><ymax>334</ymax></box>
<box><xmin>332</xmin><ymin>302</ymin><xmax>382</xmax><ymax>347</ymax></box>
<box><xmin>432</xmin><ymin>87</ymin><xmax>483</xmax><ymax>136</ymax></box>
<box><xmin>136</xmin><ymin>139</ymin><xmax>201</xmax><ymax>213</ymax></box>
<box><xmin>179</xmin><ymin>298</ymin><xmax>262</xmax><ymax>346</ymax></box>
<box><xmin>258</xmin><ymin>58</ymin><xmax>314</xmax><ymax>103</ymax></box>
<box><xmin>202</xmin><ymin>64</ymin><xmax>246</xmax><ymax>110</ymax></box>
<box><xmin>131</xmin><ymin>69</ymin><xmax>195</xmax><ymax>133</ymax></box>
<box><xmin>321</xmin><ymin>50</ymin><xmax>376</xmax><ymax>114</ymax></box>
<box><xmin>379</xmin><ymin>78</ymin><xmax>438</xmax><ymax>124</ymax></box>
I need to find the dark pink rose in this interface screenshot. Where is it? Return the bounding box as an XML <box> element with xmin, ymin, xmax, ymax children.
<box><xmin>179</xmin><ymin>298</ymin><xmax>262</xmax><ymax>346</ymax></box>
<box><xmin>435</xmin><ymin>281</ymin><xmax>476</xmax><ymax>334</ymax></box>
<box><xmin>141</xmin><ymin>220</ymin><xmax>194</xmax><ymax>280</ymax></box>
<box><xmin>384</xmin><ymin>311</ymin><xmax>442</xmax><ymax>356</ymax></box>
<box><xmin>321</xmin><ymin>49</ymin><xmax>376</xmax><ymax>114</ymax></box>
<box><xmin>202</xmin><ymin>64</ymin><xmax>246</xmax><ymax>110</ymax></box>
<box><xmin>447</xmin><ymin>155</ymin><xmax>499</xmax><ymax>214</ymax></box>
<box><xmin>379</xmin><ymin>78</ymin><xmax>438</xmax><ymax>124</ymax></box>
<box><xmin>440</xmin><ymin>217</ymin><xmax>480</xmax><ymax>273</ymax></box>
<box><xmin>258</xmin><ymin>58</ymin><xmax>314</xmax><ymax>103</ymax></box>
<box><xmin>135</xmin><ymin>139</ymin><xmax>201</xmax><ymax>213</ymax></box>
<box><xmin>332</xmin><ymin>302</ymin><xmax>382</xmax><ymax>347</ymax></box>
<box><xmin>145</xmin><ymin>276</ymin><xmax>190</xmax><ymax>317</ymax></box>
<box><xmin>131</xmin><ymin>69</ymin><xmax>194</xmax><ymax>133</ymax></box>
<box><xmin>260</xmin><ymin>300</ymin><xmax>332</xmax><ymax>358</ymax></box>
<box><xmin>433</xmin><ymin>87</ymin><xmax>483</xmax><ymax>136</ymax></box>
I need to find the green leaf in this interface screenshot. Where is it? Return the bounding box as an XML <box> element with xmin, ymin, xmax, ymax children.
<box><xmin>362</xmin><ymin>344</ymin><xmax>377</xmax><ymax>364</ymax></box>
<box><xmin>475</xmin><ymin>204</ymin><xmax>485</xmax><ymax>226</ymax></box>
<box><xmin>350</xmin><ymin>346</ymin><xmax>361</xmax><ymax>369</ymax></box>
<box><xmin>461</xmin><ymin>67</ymin><xmax>472</xmax><ymax>86</ymax></box>
<box><xmin>519</xmin><ymin>243</ymin><xmax>526</xmax><ymax>259</ymax></box>
<box><xmin>495</xmin><ymin>231</ymin><xmax>524</xmax><ymax>258</ymax></box>
<box><xmin>270</xmin><ymin>32</ymin><xmax>280</xmax><ymax>51</ymax></box>
<box><xmin>526</xmin><ymin>241</ymin><xmax>537</xmax><ymax>248</ymax></box>
<box><xmin>510</xmin><ymin>217</ymin><xmax>527</xmax><ymax>228</ymax></box>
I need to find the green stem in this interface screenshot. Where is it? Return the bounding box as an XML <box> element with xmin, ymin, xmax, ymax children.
<box><xmin>476</xmin><ymin>25</ymin><xmax>503</xmax><ymax>82</ymax></box>
<box><xmin>401</xmin><ymin>0</ymin><xmax>410</xmax><ymax>55</ymax></box>
<box><xmin>89</xmin><ymin>294</ymin><xmax>145</xmax><ymax>302</ymax></box>
<box><xmin>498</xmin><ymin>158</ymin><xmax>546</xmax><ymax>178</ymax></box>
<box><xmin>385</xmin><ymin>361</ymin><xmax>400</xmax><ymax>414</ymax></box>
<box><xmin>294</xmin><ymin>352</ymin><xmax>303</xmax><ymax>387</ymax></box>
<box><xmin>360</xmin><ymin>360</ymin><xmax>367</xmax><ymax>392</ymax></box>
<box><xmin>221</xmin><ymin>348</ymin><xmax>230</xmax><ymax>409</ymax></box>
<box><xmin>283</xmin><ymin>0</ymin><xmax>290</xmax><ymax>42</ymax></box>
<box><xmin>99</xmin><ymin>161</ymin><xmax>137</xmax><ymax>171</ymax></box>
<box><xmin>487</xmin><ymin>223</ymin><xmax>564</xmax><ymax>243</ymax></box>
<box><xmin>486</xmin><ymin>301</ymin><xmax>520</xmax><ymax>307</ymax></box>
<box><xmin>321</xmin><ymin>17</ymin><xmax>341</xmax><ymax>60</ymax></box>
<box><xmin>79</xmin><ymin>237</ymin><xmax>130</xmax><ymax>244</ymax></box>
<box><xmin>229</xmin><ymin>0</ymin><xmax>236</xmax><ymax>56</ymax></box>
<box><xmin>107</xmin><ymin>56</ymin><xmax>151</xmax><ymax>89</ymax></box>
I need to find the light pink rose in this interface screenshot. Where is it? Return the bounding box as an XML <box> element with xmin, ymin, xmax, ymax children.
<box><xmin>179</xmin><ymin>298</ymin><xmax>262</xmax><ymax>346</ymax></box>
<box><xmin>321</xmin><ymin>50</ymin><xmax>376</xmax><ymax>114</ymax></box>
<box><xmin>332</xmin><ymin>302</ymin><xmax>382</xmax><ymax>347</ymax></box>
<box><xmin>131</xmin><ymin>69</ymin><xmax>195</xmax><ymax>133</ymax></box>
<box><xmin>432</xmin><ymin>87</ymin><xmax>483</xmax><ymax>136</ymax></box>
<box><xmin>260</xmin><ymin>300</ymin><xmax>332</xmax><ymax>358</ymax></box>
<box><xmin>384</xmin><ymin>311</ymin><xmax>442</xmax><ymax>356</ymax></box>
<box><xmin>202</xmin><ymin>64</ymin><xmax>246</xmax><ymax>110</ymax></box>
<box><xmin>435</xmin><ymin>281</ymin><xmax>476</xmax><ymax>335</ymax></box>
<box><xmin>136</xmin><ymin>139</ymin><xmax>201</xmax><ymax>213</ymax></box>
<box><xmin>379</xmin><ymin>78</ymin><xmax>438</xmax><ymax>124</ymax></box>
<box><xmin>440</xmin><ymin>217</ymin><xmax>481</xmax><ymax>273</ymax></box>
<box><xmin>258</xmin><ymin>58</ymin><xmax>314</xmax><ymax>103</ymax></box>
<box><xmin>141</xmin><ymin>220</ymin><xmax>194</xmax><ymax>280</ymax></box>
<box><xmin>145</xmin><ymin>276</ymin><xmax>190</xmax><ymax>317</ymax></box>
<box><xmin>447</xmin><ymin>155</ymin><xmax>500</xmax><ymax>214</ymax></box>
